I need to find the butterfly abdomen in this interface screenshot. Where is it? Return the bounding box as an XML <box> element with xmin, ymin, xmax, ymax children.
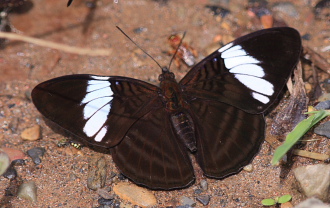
<box><xmin>170</xmin><ymin>111</ymin><xmax>196</xmax><ymax>152</ymax></box>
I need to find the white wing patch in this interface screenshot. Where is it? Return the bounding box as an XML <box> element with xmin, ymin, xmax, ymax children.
<box><xmin>82</xmin><ymin>87</ymin><xmax>113</xmax><ymax>105</ymax></box>
<box><xmin>83</xmin><ymin>103</ymin><xmax>110</xmax><ymax>137</ymax></box>
<box><xmin>94</xmin><ymin>126</ymin><xmax>108</xmax><ymax>142</ymax></box>
<box><xmin>83</xmin><ymin>97</ymin><xmax>111</xmax><ymax>120</ymax></box>
<box><xmin>252</xmin><ymin>92</ymin><xmax>270</xmax><ymax>104</ymax></box>
<box><xmin>235</xmin><ymin>75</ymin><xmax>274</xmax><ymax>96</ymax></box>
<box><xmin>229</xmin><ymin>64</ymin><xmax>265</xmax><ymax>77</ymax></box>
<box><xmin>81</xmin><ymin>79</ymin><xmax>113</xmax><ymax>142</ymax></box>
<box><xmin>224</xmin><ymin>55</ymin><xmax>260</xmax><ymax>69</ymax></box>
<box><xmin>221</xmin><ymin>45</ymin><xmax>247</xmax><ymax>58</ymax></box>
<box><xmin>219</xmin><ymin>43</ymin><xmax>274</xmax><ymax>104</ymax></box>
<box><xmin>218</xmin><ymin>42</ymin><xmax>233</xmax><ymax>53</ymax></box>
<box><xmin>91</xmin><ymin>75</ymin><xmax>110</xmax><ymax>80</ymax></box>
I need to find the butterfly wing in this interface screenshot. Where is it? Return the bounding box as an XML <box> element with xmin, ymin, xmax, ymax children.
<box><xmin>33</xmin><ymin>74</ymin><xmax>195</xmax><ymax>189</ymax></box>
<box><xmin>111</xmin><ymin>106</ymin><xmax>195</xmax><ymax>190</ymax></box>
<box><xmin>179</xmin><ymin>27</ymin><xmax>301</xmax><ymax>178</ymax></box>
<box><xmin>32</xmin><ymin>74</ymin><xmax>160</xmax><ymax>147</ymax></box>
<box><xmin>187</xmin><ymin>99</ymin><xmax>265</xmax><ymax>178</ymax></box>
<box><xmin>180</xmin><ymin>27</ymin><xmax>302</xmax><ymax>114</ymax></box>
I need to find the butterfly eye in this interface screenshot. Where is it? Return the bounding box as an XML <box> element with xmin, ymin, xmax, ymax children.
<box><xmin>158</xmin><ymin>74</ymin><xmax>164</xmax><ymax>81</ymax></box>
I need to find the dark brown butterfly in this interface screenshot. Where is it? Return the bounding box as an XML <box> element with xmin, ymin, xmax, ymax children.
<box><xmin>31</xmin><ymin>27</ymin><xmax>302</xmax><ymax>190</ymax></box>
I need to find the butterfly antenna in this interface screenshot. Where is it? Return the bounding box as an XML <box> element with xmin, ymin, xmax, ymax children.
<box><xmin>168</xmin><ymin>31</ymin><xmax>186</xmax><ymax>70</ymax></box>
<box><xmin>116</xmin><ymin>26</ymin><xmax>163</xmax><ymax>70</ymax></box>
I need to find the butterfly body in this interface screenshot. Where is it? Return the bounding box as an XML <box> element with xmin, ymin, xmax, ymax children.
<box><xmin>32</xmin><ymin>27</ymin><xmax>302</xmax><ymax>190</ymax></box>
<box><xmin>159</xmin><ymin>68</ymin><xmax>197</xmax><ymax>152</ymax></box>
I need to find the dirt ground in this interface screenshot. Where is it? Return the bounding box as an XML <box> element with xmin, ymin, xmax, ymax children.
<box><xmin>0</xmin><ymin>0</ymin><xmax>329</xmax><ymax>207</ymax></box>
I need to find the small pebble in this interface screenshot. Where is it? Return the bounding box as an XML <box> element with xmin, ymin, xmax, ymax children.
<box><xmin>294</xmin><ymin>197</ymin><xmax>330</xmax><ymax>208</ymax></box>
<box><xmin>261</xmin><ymin>14</ymin><xmax>273</xmax><ymax>28</ymax></box>
<box><xmin>200</xmin><ymin>179</ymin><xmax>208</xmax><ymax>191</ymax></box>
<box><xmin>293</xmin><ymin>164</ymin><xmax>330</xmax><ymax>201</ymax></box>
<box><xmin>2</xmin><ymin>165</ymin><xmax>17</xmax><ymax>179</ymax></box>
<box><xmin>180</xmin><ymin>196</ymin><xmax>196</xmax><ymax>206</ymax></box>
<box><xmin>280</xmin><ymin>201</ymin><xmax>294</xmax><ymax>208</ymax></box>
<box><xmin>196</xmin><ymin>195</ymin><xmax>211</xmax><ymax>206</ymax></box>
<box><xmin>176</xmin><ymin>205</ymin><xmax>193</xmax><ymax>208</ymax></box>
<box><xmin>97</xmin><ymin>188</ymin><xmax>114</xmax><ymax>200</ymax></box>
<box><xmin>301</xmin><ymin>33</ymin><xmax>311</xmax><ymax>41</ymax></box>
<box><xmin>1</xmin><ymin>147</ymin><xmax>26</xmax><ymax>161</ymax></box>
<box><xmin>315</xmin><ymin>100</ymin><xmax>330</xmax><ymax>110</ymax></box>
<box><xmin>17</xmin><ymin>181</ymin><xmax>37</xmax><ymax>202</ymax></box>
<box><xmin>0</xmin><ymin>151</ymin><xmax>10</xmax><ymax>175</ymax></box>
<box><xmin>314</xmin><ymin>121</ymin><xmax>330</xmax><ymax>138</ymax></box>
<box><xmin>8</xmin><ymin>103</ymin><xmax>15</xmax><ymax>108</ymax></box>
<box><xmin>11</xmin><ymin>159</ymin><xmax>25</xmax><ymax>166</ymax></box>
<box><xmin>111</xmin><ymin>200</ymin><xmax>121</xmax><ymax>208</ymax></box>
<box><xmin>194</xmin><ymin>188</ymin><xmax>203</xmax><ymax>194</ymax></box>
<box><xmin>205</xmin><ymin>5</ymin><xmax>230</xmax><ymax>18</ymax></box>
<box><xmin>8</xmin><ymin>117</ymin><xmax>19</xmax><ymax>133</ymax></box>
<box><xmin>243</xmin><ymin>164</ymin><xmax>254</xmax><ymax>172</ymax></box>
<box><xmin>272</xmin><ymin>2</ymin><xmax>299</xmax><ymax>18</ymax></box>
<box><xmin>295</xmin><ymin>197</ymin><xmax>330</xmax><ymax>208</ymax></box>
<box><xmin>27</xmin><ymin>147</ymin><xmax>46</xmax><ymax>165</ymax></box>
<box><xmin>98</xmin><ymin>197</ymin><xmax>114</xmax><ymax>206</ymax></box>
<box><xmin>87</xmin><ymin>156</ymin><xmax>107</xmax><ymax>191</ymax></box>
<box><xmin>21</xmin><ymin>125</ymin><xmax>40</xmax><ymax>141</ymax></box>
<box><xmin>113</xmin><ymin>182</ymin><xmax>157</xmax><ymax>207</ymax></box>
<box><xmin>133</xmin><ymin>27</ymin><xmax>147</xmax><ymax>34</ymax></box>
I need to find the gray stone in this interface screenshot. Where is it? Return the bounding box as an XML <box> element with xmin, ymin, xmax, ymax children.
<box><xmin>200</xmin><ymin>179</ymin><xmax>208</xmax><ymax>191</ymax></box>
<box><xmin>293</xmin><ymin>164</ymin><xmax>330</xmax><ymax>202</ymax></box>
<box><xmin>2</xmin><ymin>165</ymin><xmax>17</xmax><ymax>179</ymax></box>
<box><xmin>196</xmin><ymin>195</ymin><xmax>211</xmax><ymax>206</ymax></box>
<box><xmin>97</xmin><ymin>188</ymin><xmax>114</xmax><ymax>200</ymax></box>
<box><xmin>17</xmin><ymin>181</ymin><xmax>37</xmax><ymax>202</ymax></box>
<box><xmin>87</xmin><ymin>156</ymin><xmax>107</xmax><ymax>190</ymax></box>
<box><xmin>314</xmin><ymin>121</ymin><xmax>330</xmax><ymax>138</ymax></box>
<box><xmin>294</xmin><ymin>197</ymin><xmax>330</xmax><ymax>208</ymax></box>
<box><xmin>194</xmin><ymin>189</ymin><xmax>203</xmax><ymax>194</ymax></box>
<box><xmin>27</xmin><ymin>147</ymin><xmax>46</xmax><ymax>165</ymax></box>
<box><xmin>272</xmin><ymin>2</ymin><xmax>299</xmax><ymax>18</ymax></box>
<box><xmin>315</xmin><ymin>100</ymin><xmax>330</xmax><ymax>110</ymax></box>
<box><xmin>180</xmin><ymin>196</ymin><xmax>196</xmax><ymax>206</ymax></box>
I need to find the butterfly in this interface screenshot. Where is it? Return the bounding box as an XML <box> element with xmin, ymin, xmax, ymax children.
<box><xmin>31</xmin><ymin>27</ymin><xmax>302</xmax><ymax>190</ymax></box>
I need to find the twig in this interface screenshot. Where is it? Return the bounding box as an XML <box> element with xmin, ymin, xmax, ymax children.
<box><xmin>293</xmin><ymin>149</ymin><xmax>330</xmax><ymax>161</ymax></box>
<box><xmin>0</xmin><ymin>31</ymin><xmax>112</xmax><ymax>56</ymax></box>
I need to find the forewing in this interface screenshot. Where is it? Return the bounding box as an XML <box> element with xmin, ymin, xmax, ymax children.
<box><xmin>32</xmin><ymin>74</ymin><xmax>160</xmax><ymax>147</ymax></box>
<box><xmin>188</xmin><ymin>99</ymin><xmax>265</xmax><ymax>178</ymax></box>
<box><xmin>111</xmin><ymin>107</ymin><xmax>195</xmax><ymax>190</ymax></box>
<box><xmin>180</xmin><ymin>27</ymin><xmax>302</xmax><ymax>114</ymax></box>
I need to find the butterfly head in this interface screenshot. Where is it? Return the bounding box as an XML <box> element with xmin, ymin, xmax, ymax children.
<box><xmin>159</xmin><ymin>67</ymin><xmax>175</xmax><ymax>82</ymax></box>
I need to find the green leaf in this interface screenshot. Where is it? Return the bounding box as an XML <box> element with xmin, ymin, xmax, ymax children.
<box><xmin>261</xmin><ymin>198</ymin><xmax>276</xmax><ymax>206</ymax></box>
<box><xmin>272</xmin><ymin>110</ymin><xmax>330</xmax><ymax>165</ymax></box>
<box><xmin>278</xmin><ymin>194</ymin><xmax>292</xmax><ymax>204</ymax></box>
